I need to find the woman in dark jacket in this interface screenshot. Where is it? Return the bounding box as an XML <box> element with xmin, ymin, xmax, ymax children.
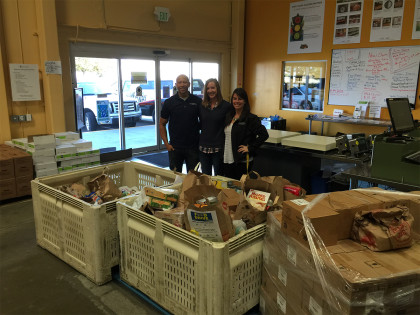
<box><xmin>199</xmin><ymin>79</ymin><xmax>232</xmax><ymax>175</ymax></box>
<box><xmin>223</xmin><ymin>88</ymin><xmax>269</xmax><ymax>180</ymax></box>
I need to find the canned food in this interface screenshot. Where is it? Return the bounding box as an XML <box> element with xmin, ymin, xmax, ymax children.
<box><xmin>196</xmin><ymin>196</ymin><xmax>218</xmax><ymax>205</ymax></box>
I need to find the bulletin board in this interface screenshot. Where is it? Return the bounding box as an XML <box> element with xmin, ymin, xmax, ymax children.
<box><xmin>328</xmin><ymin>46</ymin><xmax>420</xmax><ymax>107</ymax></box>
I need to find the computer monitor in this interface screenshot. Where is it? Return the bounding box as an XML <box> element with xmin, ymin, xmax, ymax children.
<box><xmin>386</xmin><ymin>98</ymin><xmax>415</xmax><ymax>136</ymax></box>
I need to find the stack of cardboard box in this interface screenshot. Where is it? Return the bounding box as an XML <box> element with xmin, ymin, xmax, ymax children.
<box><xmin>28</xmin><ymin>135</ymin><xmax>58</xmax><ymax>177</ymax></box>
<box><xmin>0</xmin><ymin>144</ymin><xmax>33</xmax><ymax>200</ymax></box>
<box><xmin>54</xmin><ymin>132</ymin><xmax>98</xmax><ymax>173</ymax></box>
<box><xmin>261</xmin><ymin>189</ymin><xmax>420</xmax><ymax>314</ymax></box>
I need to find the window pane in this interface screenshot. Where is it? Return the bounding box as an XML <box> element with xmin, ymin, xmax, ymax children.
<box><xmin>282</xmin><ymin>61</ymin><xmax>326</xmax><ymax>112</ymax></box>
<box><xmin>192</xmin><ymin>62</ymin><xmax>219</xmax><ymax>98</ymax></box>
<box><xmin>75</xmin><ymin>57</ymin><xmax>122</xmax><ymax>150</ymax></box>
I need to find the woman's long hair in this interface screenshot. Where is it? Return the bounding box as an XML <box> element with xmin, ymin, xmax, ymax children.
<box><xmin>202</xmin><ymin>78</ymin><xmax>223</xmax><ymax>108</ymax></box>
<box><xmin>226</xmin><ymin>88</ymin><xmax>250</xmax><ymax>126</ymax></box>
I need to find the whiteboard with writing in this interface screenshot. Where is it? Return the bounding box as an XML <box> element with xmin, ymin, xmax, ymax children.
<box><xmin>328</xmin><ymin>46</ymin><xmax>420</xmax><ymax>107</ymax></box>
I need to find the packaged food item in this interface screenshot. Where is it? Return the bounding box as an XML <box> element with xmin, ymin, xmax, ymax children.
<box><xmin>233</xmin><ymin>220</ymin><xmax>247</xmax><ymax>235</ymax></box>
<box><xmin>283</xmin><ymin>185</ymin><xmax>302</xmax><ymax>196</ymax></box>
<box><xmin>119</xmin><ymin>186</ymin><xmax>140</xmax><ymax>197</ymax></box>
<box><xmin>144</xmin><ymin>187</ymin><xmax>179</xmax><ymax>203</ymax></box>
<box><xmin>196</xmin><ymin>196</ymin><xmax>218</xmax><ymax>205</ymax></box>
<box><xmin>81</xmin><ymin>191</ymin><xmax>103</xmax><ymax>205</ymax></box>
<box><xmin>154</xmin><ymin>207</ymin><xmax>185</xmax><ymax>228</ymax></box>
<box><xmin>149</xmin><ymin>197</ymin><xmax>174</xmax><ymax>210</ymax></box>
<box><xmin>246</xmin><ymin>189</ymin><xmax>271</xmax><ymax>211</ymax></box>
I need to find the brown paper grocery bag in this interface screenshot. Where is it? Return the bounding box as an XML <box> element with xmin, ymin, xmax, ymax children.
<box><xmin>351</xmin><ymin>205</ymin><xmax>414</xmax><ymax>251</ymax></box>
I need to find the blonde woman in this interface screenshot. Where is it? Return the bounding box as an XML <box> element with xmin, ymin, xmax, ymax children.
<box><xmin>198</xmin><ymin>79</ymin><xmax>233</xmax><ymax>175</ymax></box>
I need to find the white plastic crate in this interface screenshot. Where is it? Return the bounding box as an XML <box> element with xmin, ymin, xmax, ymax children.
<box><xmin>31</xmin><ymin>161</ymin><xmax>179</xmax><ymax>285</ymax></box>
<box><xmin>117</xmin><ymin>200</ymin><xmax>266</xmax><ymax>315</ymax></box>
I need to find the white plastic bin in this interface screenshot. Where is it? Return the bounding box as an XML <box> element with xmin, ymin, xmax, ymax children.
<box><xmin>31</xmin><ymin>161</ymin><xmax>178</xmax><ymax>285</ymax></box>
<box><xmin>117</xmin><ymin>200</ymin><xmax>266</xmax><ymax>315</ymax></box>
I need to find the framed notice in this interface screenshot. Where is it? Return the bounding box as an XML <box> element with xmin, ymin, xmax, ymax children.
<box><xmin>9</xmin><ymin>64</ymin><xmax>41</xmax><ymax>101</ymax></box>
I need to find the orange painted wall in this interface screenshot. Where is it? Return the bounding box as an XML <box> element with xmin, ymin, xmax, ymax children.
<box><xmin>244</xmin><ymin>0</ymin><xmax>420</xmax><ymax>136</ymax></box>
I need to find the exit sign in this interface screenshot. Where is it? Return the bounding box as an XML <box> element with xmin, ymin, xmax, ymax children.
<box><xmin>154</xmin><ymin>7</ymin><xmax>170</xmax><ymax>22</ymax></box>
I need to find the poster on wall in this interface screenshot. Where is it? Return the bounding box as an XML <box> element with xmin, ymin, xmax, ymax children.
<box><xmin>412</xmin><ymin>0</ymin><xmax>420</xmax><ymax>39</ymax></box>
<box><xmin>370</xmin><ymin>0</ymin><xmax>404</xmax><ymax>42</ymax></box>
<box><xmin>9</xmin><ymin>64</ymin><xmax>41</xmax><ymax>101</ymax></box>
<box><xmin>333</xmin><ymin>0</ymin><xmax>364</xmax><ymax>44</ymax></box>
<box><xmin>287</xmin><ymin>0</ymin><xmax>325</xmax><ymax>54</ymax></box>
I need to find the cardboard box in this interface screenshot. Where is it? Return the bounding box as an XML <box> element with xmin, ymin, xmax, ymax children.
<box><xmin>282</xmin><ymin>195</ymin><xmax>340</xmax><ymax>247</ymax></box>
<box><xmin>11</xmin><ymin>138</ymin><xmax>28</xmax><ymax>149</ymax></box>
<box><xmin>15</xmin><ymin>175</ymin><xmax>32</xmax><ymax>196</ymax></box>
<box><xmin>0</xmin><ymin>178</ymin><xmax>16</xmax><ymax>200</ymax></box>
<box><xmin>70</xmin><ymin>139</ymin><xmax>92</xmax><ymax>150</ymax></box>
<box><xmin>13</xmin><ymin>151</ymin><xmax>33</xmax><ymax>178</ymax></box>
<box><xmin>54</xmin><ymin>131</ymin><xmax>80</xmax><ymax>141</ymax></box>
<box><xmin>55</xmin><ymin>144</ymin><xmax>77</xmax><ymax>156</ymax></box>
<box><xmin>31</xmin><ymin>155</ymin><xmax>56</xmax><ymax>164</ymax></box>
<box><xmin>34</xmin><ymin>161</ymin><xmax>57</xmax><ymax>172</ymax></box>
<box><xmin>261</xmin><ymin>268</ymin><xmax>302</xmax><ymax>315</ymax></box>
<box><xmin>266</xmin><ymin>193</ymin><xmax>420</xmax><ymax>314</ymax></box>
<box><xmin>26</xmin><ymin>142</ymin><xmax>56</xmax><ymax>151</ymax></box>
<box><xmin>36</xmin><ymin>168</ymin><xmax>59</xmax><ymax>177</ymax></box>
<box><xmin>31</xmin><ymin>134</ymin><xmax>56</xmax><ymax>146</ymax></box>
<box><xmin>55</xmin><ymin>153</ymin><xmax>77</xmax><ymax>161</ymax></box>
<box><xmin>28</xmin><ymin>148</ymin><xmax>56</xmax><ymax>157</ymax></box>
<box><xmin>0</xmin><ymin>153</ymin><xmax>14</xmax><ymax>179</ymax></box>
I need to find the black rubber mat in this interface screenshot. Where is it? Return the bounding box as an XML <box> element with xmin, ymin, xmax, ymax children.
<box><xmin>136</xmin><ymin>152</ymin><xmax>169</xmax><ymax>168</ymax></box>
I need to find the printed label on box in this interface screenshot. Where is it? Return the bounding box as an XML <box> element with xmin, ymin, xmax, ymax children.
<box><xmin>291</xmin><ymin>198</ymin><xmax>309</xmax><ymax>206</ymax></box>
<box><xmin>287</xmin><ymin>245</ymin><xmax>297</xmax><ymax>266</ymax></box>
<box><xmin>278</xmin><ymin>265</ymin><xmax>287</xmax><ymax>286</ymax></box>
<box><xmin>309</xmin><ymin>296</ymin><xmax>322</xmax><ymax>315</ymax></box>
<box><xmin>276</xmin><ymin>292</ymin><xmax>287</xmax><ymax>314</ymax></box>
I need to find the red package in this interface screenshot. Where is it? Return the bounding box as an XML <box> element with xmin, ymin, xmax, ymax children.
<box><xmin>283</xmin><ymin>185</ymin><xmax>301</xmax><ymax>196</ymax></box>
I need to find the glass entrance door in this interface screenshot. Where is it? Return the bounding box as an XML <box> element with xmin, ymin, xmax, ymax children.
<box><xmin>75</xmin><ymin>57</ymin><xmax>123</xmax><ymax>151</ymax></box>
<box><xmin>71</xmin><ymin>43</ymin><xmax>221</xmax><ymax>155</ymax></box>
<box><xmin>74</xmin><ymin>56</ymin><xmax>159</xmax><ymax>153</ymax></box>
<box><xmin>121</xmin><ymin>59</ymin><xmax>158</xmax><ymax>152</ymax></box>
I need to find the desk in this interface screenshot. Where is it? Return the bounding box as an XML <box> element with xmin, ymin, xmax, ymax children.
<box><xmin>340</xmin><ymin>164</ymin><xmax>420</xmax><ymax>192</ymax></box>
<box><xmin>253</xmin><ymin>144</ymin><xmax>367</xmax><ymax>193</ymax></box>
<box><xmin>306</xmin><ymin>116</ymin><xmax>391</xmax><ymax>135</ymax></box>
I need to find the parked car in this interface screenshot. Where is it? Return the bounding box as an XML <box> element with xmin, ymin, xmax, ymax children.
<box><xmin>78</xmin><ymin>82</ymin><xmax>142</xmax><ymax>132</ymax></box>
<box><xmin>283</xmin><ymin>87</ymin><xmax>321</xmax><ymax>110</ymax></box>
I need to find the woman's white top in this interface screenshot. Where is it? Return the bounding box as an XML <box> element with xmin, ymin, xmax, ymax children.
<box><xmin>224</xmin><ymin>123</ymin><xmax>234</xmax><ymax>164</ymax></box>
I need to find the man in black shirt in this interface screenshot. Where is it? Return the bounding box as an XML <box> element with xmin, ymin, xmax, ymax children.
<box><xmin>159</xmin><ymin>74</ymin><xmax>201</xmax><ymax>172</ymax></box>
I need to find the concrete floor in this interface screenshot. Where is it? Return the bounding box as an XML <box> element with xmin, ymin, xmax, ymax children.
<box><xmin>0</xmin><ymin>197</ymin><xmax>162</xmax><ymax>315</ymax></box>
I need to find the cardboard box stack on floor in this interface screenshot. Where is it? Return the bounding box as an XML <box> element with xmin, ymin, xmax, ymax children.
<box><xmin>28</xmin><ymin>135</ymin><xmax>58</xmax><ymax>177</ymax></box>
<box><xmin>9</xmin><ymin>132</ymin><xmax>98</xmax><ymax>178</ymax></box>
<box><xmin>0</xmin><ymin>144</ymin><xmax>33</xmax><ymax>200</ymax></box>
<box><xmin>261</xmin><ymin>189</ymin><xmax>420</xmax><ymax>315</ymax></box>
<box><xmin>55</xmin><ymin>132</ymin><xmax>98</xmax><ymax>173</ymax></box>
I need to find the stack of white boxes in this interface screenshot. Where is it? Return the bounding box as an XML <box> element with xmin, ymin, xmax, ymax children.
<box><xmin>11</xmin><ymin>138</ymin><xmax>28</xmax><ymax>150</ymax></box>
<box><xmin>27</xmin><ymin>135</ymin><xmax>58</xmax><ymax>177</ymax></box>
<box><xmin>11</xmin><ymin>132</ymin><xmax>99</xmax><ymax>178</ymax></box>
<box><xmin>55</xmin><ymin>132</ymin><xmax>99</xmax><ymax>173</ymax></box>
